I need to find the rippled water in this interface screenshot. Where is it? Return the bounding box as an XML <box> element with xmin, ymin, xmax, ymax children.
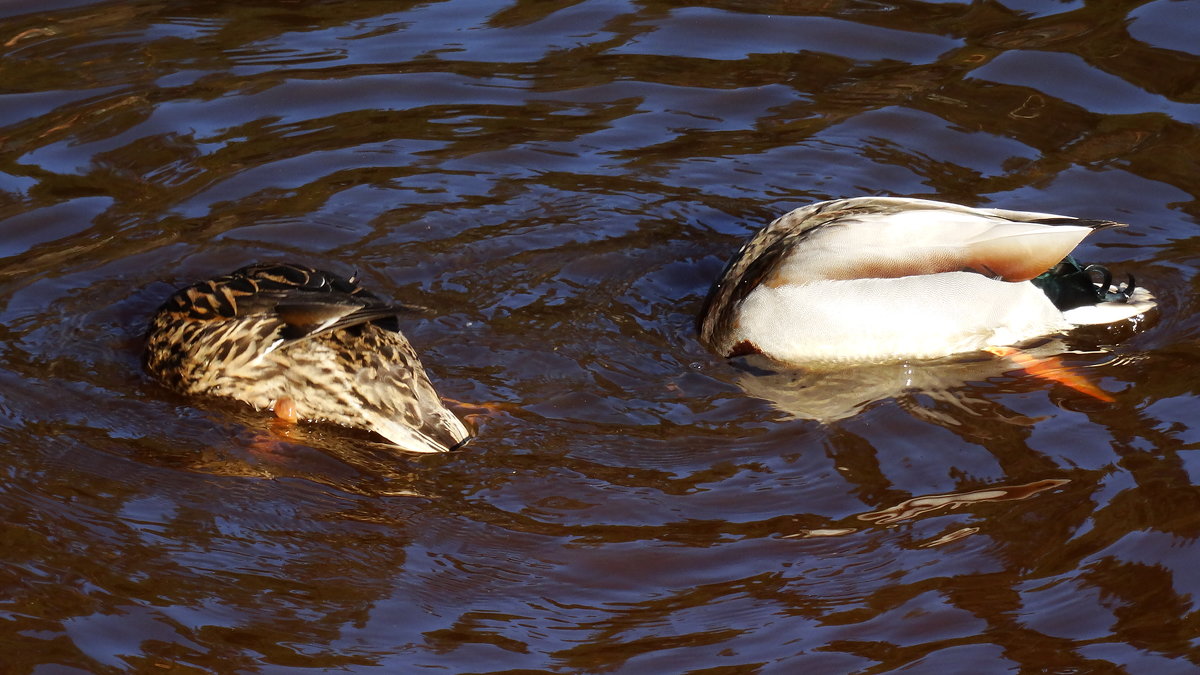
<box><xmin>3</xmin><ymin>0</ymin><xmax>1200</xmax><ymax>672</ymax></box>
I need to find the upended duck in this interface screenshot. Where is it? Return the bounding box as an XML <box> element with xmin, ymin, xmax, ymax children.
<box><xmin>698</xmin><ymin>197</ymin><xmax>1156</xmax><ymax>364</ymax></box>
<box><xmin>144</xmin><ymin>263</ymin><xmax>470</xmax><ymax>453</ymax></box>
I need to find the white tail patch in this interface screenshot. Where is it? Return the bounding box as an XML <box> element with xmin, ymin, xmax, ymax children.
<box><xmin>1062</xmin><ymin>287</ymin><xmax>1156</xmax><ymax>326</ymax></box>
<box><xmin>364</xmin><ymin>409</ymin><xmax>469</xmax><ymax>453</ymax></box>
<box><xmin>1065</xmin><ymin>303</ymin><xmax>1156</xmax><ymax>326</ymax></box>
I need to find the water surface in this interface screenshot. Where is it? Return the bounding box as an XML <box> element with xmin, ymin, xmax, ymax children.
<box><xmin>3</xmin><ymin>0</ymin><xmax>1200</xmax><ymax>672</ymax></box>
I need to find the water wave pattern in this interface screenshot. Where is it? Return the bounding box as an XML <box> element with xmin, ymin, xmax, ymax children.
<box><xmin>2</xmin><ymin>0</ymin><xmax>1200</xmax><ymax>672</ymax></box>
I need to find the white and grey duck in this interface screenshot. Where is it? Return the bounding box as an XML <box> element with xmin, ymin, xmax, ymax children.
<box><xmin>698</xmin><ymin>196</ymin><xmax>1156</xmax><ymax>364</ymax></box>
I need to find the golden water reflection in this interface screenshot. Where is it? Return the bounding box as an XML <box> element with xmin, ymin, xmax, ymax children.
<box><xmin>785</xmin><ymin>478</ymin><xmax>1071</xmax><ymax>546</ymax></box>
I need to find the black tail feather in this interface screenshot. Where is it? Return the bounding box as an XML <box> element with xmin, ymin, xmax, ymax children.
<box><xmin>1031</xmin><ymin>257</ymin><xmax>1137</xmax><ymax>311</ymax></box>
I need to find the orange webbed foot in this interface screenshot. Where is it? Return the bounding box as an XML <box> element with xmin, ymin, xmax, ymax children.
<box><xmin>985</xmin><ymin>346</ymin><xmax>1115</xmax><ymax>403</ymax></box>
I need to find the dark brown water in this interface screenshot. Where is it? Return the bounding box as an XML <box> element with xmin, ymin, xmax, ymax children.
<box><xmin>3</xmin><ymin>0</ymin><xmax>1200</xmax><ymax>672</ymax></box>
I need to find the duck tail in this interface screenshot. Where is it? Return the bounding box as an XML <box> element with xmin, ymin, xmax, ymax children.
<box><xmin>365</xmin><ymin>407</ymin><xmax>471</xmax><ymax>453</ymax></box>
<box><xmin>1032</xmin><ymin>257</ymin><xmax>1156</xmax><ymax>324</ymax></box>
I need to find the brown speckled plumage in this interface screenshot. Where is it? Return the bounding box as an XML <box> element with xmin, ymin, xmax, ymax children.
<box><xmin>144</xmin><ymin>263</ymin><xmax>470</xmax><ymax>453</ymax></box>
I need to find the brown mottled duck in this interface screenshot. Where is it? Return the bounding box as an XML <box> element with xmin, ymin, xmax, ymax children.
<box><xmin>144</xmin><ymin>262</ymin><xmax>470</xmax><ymax>453</ymax></box>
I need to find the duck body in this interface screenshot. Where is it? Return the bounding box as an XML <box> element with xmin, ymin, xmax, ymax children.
<box><xmin>699</xmin><ymin>197</ymin><xmax>1156</xmax><ymax>364</ymax></box>
<box><xmin>144</xmin><ymin>263</ymin><xmax>470</xmax><ymax>453</ymax></box>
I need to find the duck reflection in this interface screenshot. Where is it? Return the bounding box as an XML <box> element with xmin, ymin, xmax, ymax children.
<box><xmin>162</xmin><ymin>401</ymin><xmax>434</xmax><ymax>497</ymax></box>
<box><xmin>733</xmin><ymin>339</ymin><xmax>1114</xmax><ymax>424</ymax></box>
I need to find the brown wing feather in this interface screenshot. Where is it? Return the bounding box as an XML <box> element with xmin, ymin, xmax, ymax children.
<box><xmin>762</xmin><ymin>219</ymin><xmax>1107</xmax><ymax>285</ymax></box>
<box><xmin>968</xmin><ymin>218</ymin><xmax>1124</xmax><ymax>281</ymax></box>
